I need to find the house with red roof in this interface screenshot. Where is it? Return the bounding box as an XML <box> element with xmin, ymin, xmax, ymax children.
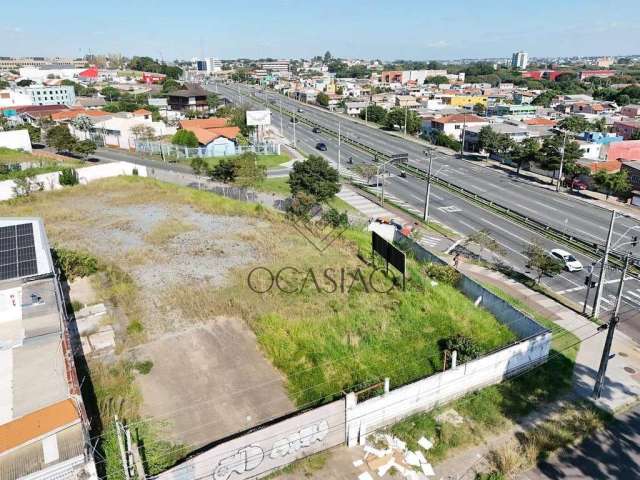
<box><xmin>178</xmin><ymin>117</ymin><xmax>240</xmax><ymax>156</ymax></box>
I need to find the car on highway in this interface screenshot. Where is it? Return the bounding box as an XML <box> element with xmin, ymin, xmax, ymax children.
<box><xmin>312</xmin><ymin>127</ymin><xmax>321</xmax><ymax>133</ymax></box>
<box><xmin>297</xmin><ymin>108</ymin><xmax>304</xmax><ymax>113</ymax></box>
<box><xmin>550</xmin><ymin>248</ymin><xmax>583</xmax><ymax>272</ymax></box>
<box><xmin>315</xmin><ymin>142</ymin><xmax>327</xmax><ymax>151</ymax></box>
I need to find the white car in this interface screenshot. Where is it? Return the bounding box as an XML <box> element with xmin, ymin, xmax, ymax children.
<box><xmin>550</xmin><ymin>248</ymin><xmax>583</xmax><ymax>272</ymax></box>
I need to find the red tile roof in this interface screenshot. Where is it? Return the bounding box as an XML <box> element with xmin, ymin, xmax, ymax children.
<box><xmin>179</xmin><ymin>118</ymin><xmax>229</xmax><ymax>130</ymax></box>
<box><xmin>188</xmin><ymin>126</ymin><xmax>241</xmax><ymax>144</ymax></box>
<box><xmin>51</xmin><ymin>108</ymin><xmax>110</xmax><ymax>121</ymax></box>
<box><xmin>525</xmin><ymin>118</ymin><xmax>557</xmax><ymax>126</ymax></box>
<box><xmin>433</xmin><ymin>114</ymin><xmax>487</xmax><ymax>124</ymax></box>
<box><xmin>133</xmin><ymin>108</ymin><xmax>152</xmax><ymax>116</ymax></box>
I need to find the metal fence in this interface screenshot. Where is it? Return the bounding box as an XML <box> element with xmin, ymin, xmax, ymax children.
<box><xmin>134</xmin><ymin>140</ymin><xmax>280</xmax><ymax>160</ymax></box>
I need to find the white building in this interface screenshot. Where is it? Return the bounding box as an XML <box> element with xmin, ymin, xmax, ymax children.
<box><xmin>18</xmin><ymin>67</ymin><xmax>84</xmax><ymax>82</ymax></box>
<box><xmin>0</xmin><ymin>89</ymin><xmax>33</xmax><ymax>108</ymax></box>
<box><xmin>70</xmin><ymin>111</ymin><xmax>176</xmax><ymax>149</ymax></box>
<box><xmin>511</xmin><ymin>51</ymin><xmax>529</xmax><ymax>70</ymax></box>
<box><xmin>206</xmin><ymin>57</ymin><xmax>222</xmax><ymax>73</ymax></box>
<box><xmin>16</xmin><ymin>85</ymin><xmax>76</xmax><ymax>106</ymax></box>
<box><xmin>0</xmin><ymin>129</ymin><xmax>32</xmax><ymax>152</ymax></box>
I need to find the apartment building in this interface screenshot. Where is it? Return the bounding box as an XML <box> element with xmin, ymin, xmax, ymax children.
<box><xmin>16</xmin><ymin>85</ymin><xmax>76</xmax><ymax>106</ymax></box>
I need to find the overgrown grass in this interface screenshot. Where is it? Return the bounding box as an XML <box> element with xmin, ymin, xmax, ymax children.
<box><xmin>387</xmin><ymin>283</ymin><xmax>580</xmax><ymax>464</ymax></box>
<box><xmin>257</xmin><ymin>176</ymin><xmax>292</xmax><ymax>196</ymax></box>
<box><xmin>488</xmin><ymin>404</ymin><xmax>609</xmax><ymax>476</ymax></box>
<box><xmin>262</xmin><ymin>451</ymin><xmax>328</xmax><ymax>479</ymax></box>
<box><xmin>181</xmin><ymin>154</ymin><xmax>290</xmax><ymax>170</ymax></box>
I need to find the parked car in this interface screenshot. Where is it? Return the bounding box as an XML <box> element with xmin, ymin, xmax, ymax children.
<box><xmin>550</xmin><ymin>248</ymin><xmax>583</xmax><ymax>272</ymax></box>
<box><xmin>316</xmin><ymin>142</ymin><xmax>327</xmax><ymax>151</ymax></box>
<box><xmin>297</xmin><ymin>108</ymin><xmax>304</xmax><ymax>113</ymax></box>
<box><xmin>571</xmin><ymin>179</ymin><xmax>588</xmax><ymax>190</ymax></box>
<box><xmin>312</xmin><ymin>127</ymin><xmax>321</xmax><ymax>133</ymax></box>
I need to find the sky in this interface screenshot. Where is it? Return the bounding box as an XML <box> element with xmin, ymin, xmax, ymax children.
<box><xmin>2</xmin><ymin>0</ymin><xmax>640</xmax><ymax>61</ymax></box>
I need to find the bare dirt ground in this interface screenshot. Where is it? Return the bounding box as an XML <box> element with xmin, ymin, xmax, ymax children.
<box><xmin>0</xmin><ymin>178</ymin><xmax>295</xmax><ymax>448</ymax></box>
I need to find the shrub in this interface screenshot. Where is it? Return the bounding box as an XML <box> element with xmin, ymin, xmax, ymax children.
<box><xmin>171</xmin><ymin>129</ymin><xmax>199</xmax><ymax>148</ymax></box>
<box><xmin>127</xmin><ymin>319</ymin><xmax>144</xmax><ymax>335</ymax></box>
<box><xmin>134</xmin><ymin>360</ymin><xmax>154</xmax><ymax>374</ymax></box>
<box><xmin>59</xmin><ymin>168</ymin><xmax>79</xmax><ymax>186</ymax></box>
<box><xmin>442</xmin><ymin>334</ymin><xmax>482</xmax><ymax>362</ymax></box>
<box><xmin>424</xmin><ymin>262</ymin><xmax>460</xmax><ymax>285</ymax></box>
<box><xmin>52</xmin><ymin>248</ymin><xmax>100</xmax><ymax>280</ymax></box>
<box><xmin>132</xmin><ymin>168</ymin><xmax>139</xmax><ymax>176</ymax></box>
<box><xmin>321</xmin><ymin>207</ymin><xmax>349</xmax><ymax>228</ymax></box>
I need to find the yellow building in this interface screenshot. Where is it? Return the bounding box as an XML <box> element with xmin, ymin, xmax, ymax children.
<box><xmin>442</xmin><ymin>95</ymin><xmax>488</xmax><ymax>107</ymax></box>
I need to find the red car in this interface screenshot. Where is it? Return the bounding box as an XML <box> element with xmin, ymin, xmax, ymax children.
<box><xmin>571</xmin><ymin>179</ymin><xmax>588</xmax><ymax>190</ymax></box>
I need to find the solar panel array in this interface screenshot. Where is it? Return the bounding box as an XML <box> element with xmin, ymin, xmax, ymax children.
<box><xmin>0</xmin><ymin>223</ymin><xmax>38</xmax><ymax>281</ymax></box>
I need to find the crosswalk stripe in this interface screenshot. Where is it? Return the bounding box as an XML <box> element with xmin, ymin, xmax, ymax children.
<box><xmin>626</xmin><ymin>290</ymin><xmax>640</xmax><ymax>300</ymax></box>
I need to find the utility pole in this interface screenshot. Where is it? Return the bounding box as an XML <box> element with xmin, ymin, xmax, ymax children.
<box><xmin>556</xmin><ymin>129</ymin><xmax>568</xmax><ymax>192</ymax></box>
<box><xmin>423</xmin><ymin>148</ymin><xmax>434</xmax><ymax>222</ymax></box>
<box><xmin>403</xmin><ymin>106</ymin><xmax>408</xmax><ymax>137</ymax></box>
<box><xmin>460</xmin><ymin>113</ymin><xmax>467</xmax><ymax>157</ymax></box>
<box><xmin>293</xmin><ymin>113</ymin><xmax>297</xmax><ymax>148</ymax></box>
<box><xmin>593</xmin><ymin>210</ymin><xmax>616</xmax><ymax>319</ymax></box>
<box><xmin>338</xmin><ymin>121</ymin><xmax>341</xmax><ymax>177</ymax></box>
<box><xmin>593</xmin><ymin>253</ymin><xmax>631</xmax><ymax>399</ymax></box>
<box><xmin>279</xmin><ymin>99</ymin><xmax>283</xmax><ymax>134</ymax></box>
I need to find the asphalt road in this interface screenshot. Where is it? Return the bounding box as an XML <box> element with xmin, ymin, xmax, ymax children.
<box><xmin>210</xmin><ymin>81</ymin><xmax>640</xmax><ymax>341</ymax></box>
<box><xmin>520</xmin><ymin>404</ymin><xmax>640</xmax><ymax>479</ymax></box>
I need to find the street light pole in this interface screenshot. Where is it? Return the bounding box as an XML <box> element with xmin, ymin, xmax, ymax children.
<box><xmin>293</xmin><ymin>114</ymin><xmax>297</xmax><ymax>149</ymax></box>
<box><xmin>338</xmin><ymin>121</ymin><xmax>341</xmax><ymax>177</ymax></box>
<box><xmin>592</xmin><ymin>210</ymin><xmax>616</xmax><ymax>319</ymax></box>
<box><xmin>593</xmin><ymin>253</ymin><xmax>631</xmax><ymax>399</ymax></box>
<box><xmin>403</xmin><ymin>106</ymin><xmax>408</xmax><ymax>137</ymax></box>
<box><xmin>556</xmin><ymin>129</ymin><xmax>568</xmax><ymax>192</ymax></box>
<box><xmin>423</xmin><ymin>148</ymin><xmax>434</xmax><ymax>222</ymax></box>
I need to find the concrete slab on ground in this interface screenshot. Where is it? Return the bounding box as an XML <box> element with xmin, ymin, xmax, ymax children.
<box><xmin>135</xmin><ymin>317</ymin><xmax>294</xmax><ymax>449</ymax></box>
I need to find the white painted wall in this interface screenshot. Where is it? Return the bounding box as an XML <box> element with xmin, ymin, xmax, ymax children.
<box><xmin>0</xmin><ymin>130</ymin><xmax>32</xmax><ymax>152</ymax></box>
<box><xmin>0</xmin><ymin>161</ymin><xmax>147</xmax><ymax>201</ymax></box>
<box><xmin>345</xmin><ymin>331</ymin><xmax>551</xmax><ymax>446</ymax></box>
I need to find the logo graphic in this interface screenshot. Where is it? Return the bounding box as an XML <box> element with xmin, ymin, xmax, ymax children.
<box><xmin>289</xmin><ymin>215</ymin><xmax>348</xmax><ymax>253</ymax></box>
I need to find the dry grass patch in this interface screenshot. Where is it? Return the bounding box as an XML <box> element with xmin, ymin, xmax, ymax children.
<box><xmin>144</xmin><ymin>218</ymin><xmax>194</xmax><ymax>246</ymax></box>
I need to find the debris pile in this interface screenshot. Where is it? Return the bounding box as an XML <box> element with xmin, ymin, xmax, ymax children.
<box><xmin>353</xmin><ymin>434</ymin><xmax>436</xmax><ymax>479</ymax></box>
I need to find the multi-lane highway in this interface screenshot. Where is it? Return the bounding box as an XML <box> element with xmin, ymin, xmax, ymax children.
<box><xmin>210</xmin><ymin>81</ymin><xmax>640</xmax><ymax>340</ymax></box>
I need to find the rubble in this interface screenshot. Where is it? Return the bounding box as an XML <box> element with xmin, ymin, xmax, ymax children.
<box><xmin>435</xmin><ymin>408</ymin><xmax>464</xmax><ymax>426</ymax></box>
<box><xmin>353</xmin><ymin>433</ymin><xmax>436</xmax><ymax>479</ymax></box>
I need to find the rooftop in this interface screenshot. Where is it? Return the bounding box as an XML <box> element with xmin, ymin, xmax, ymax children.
<box><xmin>433</xmin><ymin>114</ymin><xmax>487</xmax><ymax>124</ymax></box>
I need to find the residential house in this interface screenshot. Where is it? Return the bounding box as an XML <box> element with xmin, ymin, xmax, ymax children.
<box><xmin>621</xmin><ymin>105</ymin><xmax>640</xmax><ymax>118</ymax></box>
<box><xmin>425</xmin><ymin>114</ymin><xmax>488</xmax><ymax>141</ymax></box>
<box><xmin>463</xmin><ymin>121</ymin><xmax>553</xmax><ymax>152</ymax></box>
<box><xmin>441</xmin><ymin>95</ymin><xmax>488</xmax><ymax>108</ymax></box>
<box><xmin>166</xmin><ymin>84</ymin><xmax>209</xmax><ymax>114</ymax></box>
<box><xmin>345</xmin><ymin>101</ymin><xmax>370</xmax><ymax>117</ymax></box>
<box><xmin>614</xmin><ymin>120</ymin><xmax>640</xmax><ymax>140</ymax></box>
<box><xmin>490</xmin><ymin>104</ymin><xmax>538</xmax><ymax>117</ymax></box>
<box><xmin>69</xmin><ymin>111</ymin><xmax>175</xmax><ymax>149</ymax></box>
<box><xmin>13</xmin><ymin>104</ymin><xmax>70</xmax><ymax>124</ymax></box>
<box><xmin>178</xmin><ymin>118</ymin><xmax>240</xmax><ymax>156</ymax></box>
<box><xmin>0</xmin><ymin>219</ymin><xmax>98</xmax><ymax>480</ymax></box>
<box><xmin>395</xmin><ymin>95</ymin><xmax>420</xmax><ymax>110</ymax></box>
<box><xmin>74</xmin><ymin>97</ymin><xmax>106</xmax><ymax>109</ymax></box>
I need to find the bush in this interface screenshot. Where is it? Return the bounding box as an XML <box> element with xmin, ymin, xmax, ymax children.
<box><xmin>52</xmin><ymin>248</ymin><xmax>100</xmax><ymax>280</ymax></box>
<box><xmin>132</xmin><ymin>168</ymin><xmax>139</xmax><ymax>176</ymax></box>
<box><xmin>171</xmin><ymin>129</ymin><xmax>199</xmax><ymax>148</ymax></box>
<box><xmin>424</xmin><ymin>263</ymin><xmax>460</xmax><ymax>285</ymax></box>
<box><xmin>442</xmin><ymin>334</ymin><xmax>482</xmax><ymax>362</ymax></box>
<box><xmin>59</xmin><ymin>168</ymin><xmax>79</xmax><ymax>186</ymax></box>
<box><xmin>134</xmin><ymin>360</ymin><xmax>154</xmax><ymax>375</ymax></box>
<box><xmin>126</xmin><ymin>319</ymin><xmax>144</xmax><ymax>335</ymax></box>
<box><xmin>321</xmin><ymin>207</ymin><xmax>349</xmax><ymax>228</ymax></box>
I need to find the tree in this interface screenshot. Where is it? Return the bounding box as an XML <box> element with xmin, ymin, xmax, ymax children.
<box><xmin>288</xmin><ymin>155</ymin><xmax>340</xmax><ymax>203</ymax></box>
<box><xmin>0</xmin><ymin>79</ymin><xmax>10</xmax><ymax>89</ymax></box>
<box><xmin>477</xmin><ymin>126</ymin><xmax>500</xmax><ymax>154</ymax></box>
<box><xmin>359</xmin><ymin>105</ymin><xmax>387</xmax><ymax>124</ymax></box>
<box><xmin>190</xmin><ymin>157</ymin><xmax>207</xmax><ymax>190</ymax></box>
<box><xmin>531</xmin><ymin>91</ymin><xmax>557</xmax><ymax>107</ymax></box>
<box><xmin>59</xmin><ymin>168</ymin><xmax>79</xmax><ymax>186</ymax></box>
<box><xmin>593</xmin><ymin>169</ymin><xmax>632</xmax><ymax>200</ymax></box>
<box><xmin>316</xmin><ymin>92</ymin><xmax>330</xmax><ymax>107</ymax></box>
<box><xmin>539</xmin><ymin>134</ymin><xmax>582</xmax><ymax>176</ymax></box>
<box><xmin>73</xmin><ymin>140</ymin><xmax>96</xmax><ymax>159</ymax></box>
<box><xmin>100</xmin><ymin>85</ymin><xmax>121</xmax><ymax>101</ymax></box>
<box><xmin>473</xmin><ymin>103</ymin><xmax>486</xmax><ymax>116</ymax></box>
<box><xmin>171</xmin><ymin>130</ymin><xmax>199</xmax><ymax>148</ymax></box>
<box><xmin>71</xmin><ymin>115</ymin><xmax>94</xmax><ymax>140</ymax></box>
<box><xmin>512</xmin><ymin>137</ymin><xmax>540</xmax><ymax>175</ymax></box>
<box><xmin>288</xmin><ymin>191</ymin><xmax>316</xmax><ymax>220</ymax></box>
<box><xmin>323</xmin><ymin>51</ymin><xmax>332</xmax><ymax>64</ymax></box>
<box><xmin>130</xmin><ymin>124</ymin><xmax>156</xmax><ymax>142</ymax></box>
<box><xmin>209</xmin><ymin>158</ymin><xmax>237</xmax><ymax>183</ymax></box>
<box><xmin>207</xmin><ymin>93</ymin><xmax>221</xmax><ymax>110</ymax></box>
<box><xmin>523</xmin><ymin>242</ymin><xmax>563</xmax><ymax>284</ymax></box>
<box><xmin>162</xmin><ymin>78</ymin><xmax>183</xmax><ymax>94</ymax></box>
<box><xmin>463</xmin><ymin>229</ymin><xmax>505</xmax><ymax>257</ymax></box>
<box><xmin>558</xmin><ymin>115</ymin><xmax>591</xmax><ymax>133</ymax></box>
<box><xmin>353</xmin><ymin>163</ymin><xmax>378</xmax><ymax>184</ymax></box>
<box><xmin>384</xmin><ymin>107</ymin><xmax>421</xmax><ymax>135</ymax></box>
<box><xmin>233</xmin><ymin>153</ymin><xmax>267</xmax><ymax>195</ymax></box>
<box><xmin>47</xmin><ymin>125</ymin><xmax>76</xmax><ymax>152</ymax></box>
<box><xmin>424</xmin><ymin>75</ymin><xmax>449</xmax><ymax>85</ymax></box>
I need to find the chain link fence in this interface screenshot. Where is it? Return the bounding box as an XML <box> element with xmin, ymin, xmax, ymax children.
<box><xmin>134</xmin><ymin>140</ymin><xmax>280</xmax><ymax>160</ymax></box>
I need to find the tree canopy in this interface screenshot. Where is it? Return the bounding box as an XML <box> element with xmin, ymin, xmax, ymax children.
<box><xmin>288</xmin><ymin>155</ymin><xmax>340</xmax><ymax>203</ymax></box>
<box><xmin>384</xmin><ymin>107</ymin><xmax>421</xmax><ymax>134</ymax></box>
<box><xmin>128</xmin><ymin>56</ymin><xmax>183</xmax><ymax>79</ymax></box>
<box><xmin>171</xmin><ymin>130</ymin><xmax>199</xmax><ymax>148</ymax></box>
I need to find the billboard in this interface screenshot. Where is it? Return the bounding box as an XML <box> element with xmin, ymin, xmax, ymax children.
<box><xmin>246</xmin><ymin>110</ymin><xmax>271</xmax><ymax>126</ymax></box>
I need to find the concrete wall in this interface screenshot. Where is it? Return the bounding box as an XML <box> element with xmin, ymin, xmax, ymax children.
<box><xmin>0</xmin><ymin>161</ymin><xmax>147</xmax><ymax>201</ymax></box>
<box><xmin>156</xmin><ymin>400</ymin><xmax>345</xmax><ymax>480</ymax></box>
<box><xmin>345</xmin><ymin>331</ymin><xmax>551</xmax><ymax>446</ymax></box>
<box><xmin>0</xmin><ymin>130</ymin><xmax>32</xmax><ymax>152</ymax></box>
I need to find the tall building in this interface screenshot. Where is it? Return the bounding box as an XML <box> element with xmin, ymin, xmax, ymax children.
<box><xmin>191</xmin><ymin>57</ymin><xmax>222</xmax><ymax>74</ymax></box>
<box><xmin>511</xmin><ymin>51</ymin><xmax>529</xmax><ymax>70</ymax></box>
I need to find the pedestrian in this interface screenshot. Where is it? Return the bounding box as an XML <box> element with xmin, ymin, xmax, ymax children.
<box><xmin>453</xmin><ymin>252</ymin><xmax>461</xmax><ymax>269</ymax></box>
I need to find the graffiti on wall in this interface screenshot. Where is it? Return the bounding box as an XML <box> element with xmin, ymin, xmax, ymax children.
<box><xmin>212</xmin><ymin>420</ymin><xmax>329</xmax><ymax>480</ymax></box>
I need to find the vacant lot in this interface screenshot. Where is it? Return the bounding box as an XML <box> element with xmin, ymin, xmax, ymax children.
<box><xmin>0</xmin><ymin>147</ymin><xmax>83</xmax><ymax>180</ymax></box>
<box><xmin>0</xmin><ymin>176</ymin><xmax>517</xmax><ymax>454</ymax></box>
